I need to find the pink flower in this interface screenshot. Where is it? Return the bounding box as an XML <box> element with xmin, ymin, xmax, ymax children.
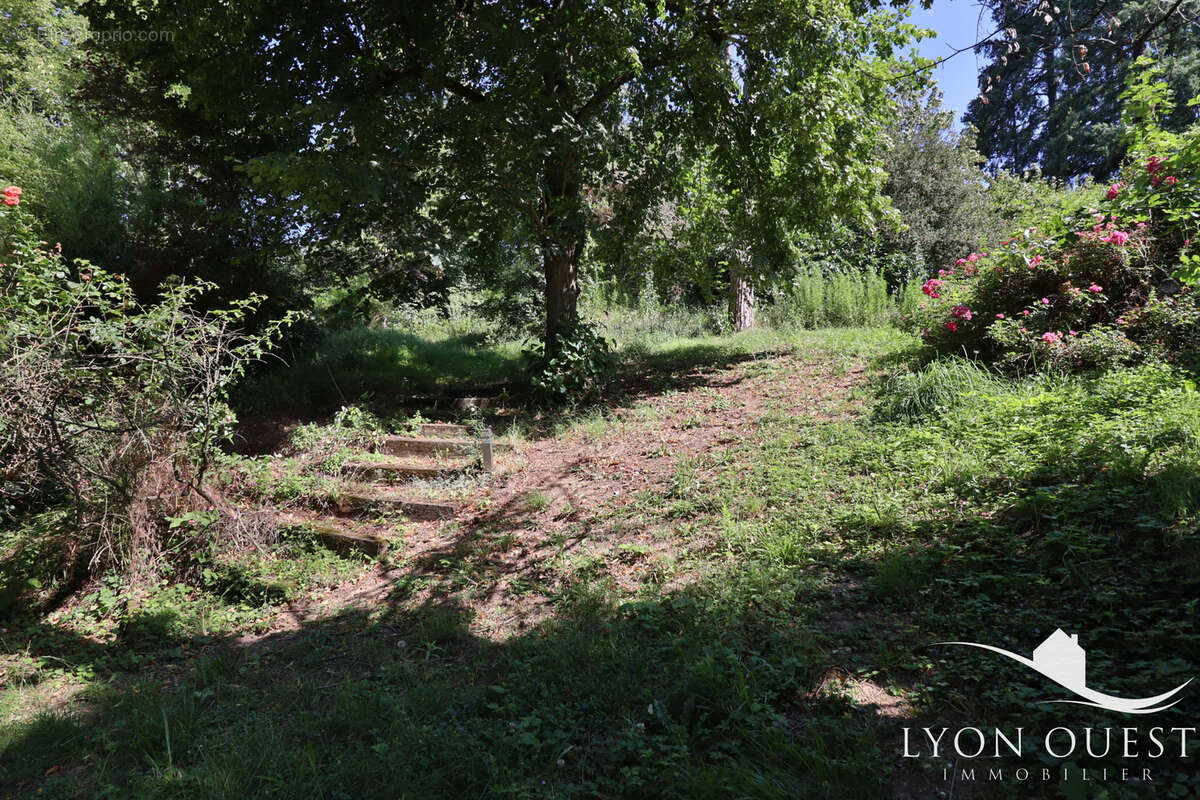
<box><xmin>1103</xmin><ymin>230</ymin><xmax>1130</xmax><ymax>245</ymax></box>
<box><xmin>1106</xmin><ymin>184</ymin><xmax>1121</xmax><ymax>200</ymax></box>
<box><xmin>1069</xmin><ymin>330</ymin><xmax>1077</xmax><ymax>336</ymax></box>
<box><xmin>995</xmin><ymin>313</ymin><xmax>1005</xmax><ymax>319</ymax></box>
<box><xmin>1022</xmin><ymin>310</ymin><xmax>1031</xmax><ymax>316</ymax></box>
<box><xmin>1041</xmin><ymin>331</ymin><xmax>1062</xmax><ymax>343</ymax></box>
<box><xmin>951</xmin><ymin>304</ymin><xmax>973</xmax><ymax>321</ymax></box>
<box><xmin>1165</xmin><ymin>176</ymin><xmax>1178</xmax><ymax>186</ymax></box>
<box><xmin>1041</xmin><ymin>297</ymin><xmax>1050</xmax><ymax>305</ymax></box>
<box><xmin>938</xmin><ymin>269</ymin><xmax>946</xmax><ymax>276</ymax></box>
<box><xmin>1147</xmin><ymin>156</ymin><xmax>1164</xmax><ymax>173</ymax></box>
<box><xmin>944</xmin><ymin>321</ymin><xmax>958</xmax><ymax>332</ymax></box>
<box><xmin>921</xmin><ymin>278</ymin><xmax>944</xmax><ymax>299</ymax></box>
<box><xmin>1095</xmin><ymin>213</ymin><xmax>1106</xmax><ymax>222</ymax></box>
<box><xmin>1117</xmin><ymin>317</ymin><xmax>1126</xmax><ymax>324</ymax></box>
<box><xmin>1088</xmin><ymin>284</ymin><xmax>1102</xmax><ymax>293</ymax></box>
<box><xmin>1030</xmin><ymin>255</ymin><xmax>1043</xmax><ymax>267</ymax></box>
<box><xmin>955</xmin><ymin>258</ymin><xmax>967</xmax><ymax>266</ymax></box>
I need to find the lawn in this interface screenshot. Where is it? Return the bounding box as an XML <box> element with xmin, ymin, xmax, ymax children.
<box><xmin>2</xmin><ymin>327</ymin><xmax>1199</xmax><ymax>799</ymax></box>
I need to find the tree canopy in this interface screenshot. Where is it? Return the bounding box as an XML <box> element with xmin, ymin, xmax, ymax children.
<box><xmin>964</xmin><ymin>0</ymin><xmax>1200</xmax><ymax>180</ymax></box>
<box><xmin>79</xmin><ymin>0</ymin><xmax>925</xmax><ymax>347</ymax></box>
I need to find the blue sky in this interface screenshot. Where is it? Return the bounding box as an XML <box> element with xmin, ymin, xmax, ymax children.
<box><xmin>911</xmin><ymin>0</ymin><xmax>997</xmax><ymax>128</ymax></box>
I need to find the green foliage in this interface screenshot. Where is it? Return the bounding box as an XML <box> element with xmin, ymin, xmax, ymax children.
<box><xmin>876</xmin><ymin>88</ymin><xmax>1000</xmax><ymax>275</ymax></box>
<box><xmin>907</xmin><ymin>61</ymin><xmax>1200</xmax><ymax>371</ymax></box>
<box><xmin>83</xmin><ymin>0</ymin><xmax>924</xmax><ymax>350</ymax></box>
<box><xmin>526</xmin><ymin>321</ymin><xmax>613</xmax><ymax>407</ymax></box>
<box><xmin>0</xmin><ymin>201</ymin><xmax>291</xmax><ymax>579</ymax></box>
<box><xmin>875</xmin><ymin>357</ymin><xmax>1004</xmax><ymax>421</ymax></box>
<box><xmin>965</xmin><ymin>0</ymin><xmax>1200</xmax><ymax>179</ymax></box>
<box><xmin>763</xmin><ymin>268</ymin><xmax>894</xmax><ymax>330</ymax></box>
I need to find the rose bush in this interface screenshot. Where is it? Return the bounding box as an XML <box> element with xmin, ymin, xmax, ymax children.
<box><xmin>905</xmin><ymin>60</ymin><xmax>1200</xmax><ymax>372</ymax></box>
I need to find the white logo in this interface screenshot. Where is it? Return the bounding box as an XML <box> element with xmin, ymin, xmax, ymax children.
<box><xmin>940</xmin><ymin>629</ymin><xmax>1192</xmax><ymax>714</ymax></box>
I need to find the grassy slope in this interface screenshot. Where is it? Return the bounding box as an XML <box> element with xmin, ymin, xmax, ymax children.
<box><xmin>3</xmin><ymin>327</ymin><xmax>1200</xmax><ymax>799</ymax></box>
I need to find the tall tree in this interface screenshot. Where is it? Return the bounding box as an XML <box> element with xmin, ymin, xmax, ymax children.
<box><xmin>80</xmin><ymin>0</ymin><xmax>922</xmax><ymax>350</ymax></box>
<box><xmin>965</xmin><ymin>0</ymin><xmax>1200</xmax><ymax>180</ymax></box>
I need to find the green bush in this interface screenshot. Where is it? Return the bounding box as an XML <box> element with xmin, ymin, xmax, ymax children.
<box><xmin>525</xmin><ymin>320</ymin><xmax>613</xmax><ymax>406</ymax></box>
<box><xmin>0</xmin><ymin>197</ymin><xmax>289</xmax><ymax>581</ymax></box>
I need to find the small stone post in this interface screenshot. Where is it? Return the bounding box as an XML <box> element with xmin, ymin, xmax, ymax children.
<box><xmin>480</xmin><ymin>427</ymin><xmax>494</xmax><ymax>472</ymax></box>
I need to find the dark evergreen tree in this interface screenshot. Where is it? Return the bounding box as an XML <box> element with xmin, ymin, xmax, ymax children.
<box><xmin>964</xmin><ymin>0</ymin><xmax>1200</xmax><ymax>180</ymax></box>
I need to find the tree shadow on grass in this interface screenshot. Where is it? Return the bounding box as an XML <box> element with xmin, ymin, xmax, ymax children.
<box><xmin>0</xmin><ymin>580</ymin><xmax>900</xmax><ymax>800</ymax></box>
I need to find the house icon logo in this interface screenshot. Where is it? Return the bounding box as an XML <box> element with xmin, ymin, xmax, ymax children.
<box><xmin>940</xmin><ymin>629</ymin><xmax>1191</xmax><ymax>714</ymax></box>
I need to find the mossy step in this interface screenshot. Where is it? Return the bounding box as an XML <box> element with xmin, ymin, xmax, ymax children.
<box><xmin>334</xmin><ymin>485</ymin><xmax>457</xmax><ymax>520</ymax></box>
<box><xmin>416</xmin><ymin>423</ymin><xmax>470</xmax><ymax>438</ymax></box>
<box><xmin>342</xmin><ymin>455</ymin><xmax>470</xmax><ymax>482</ymax></box>
<box><xmin>280</xmin><ymin>515</ymin><xmax>388</xmax><ymax>557</ymax></box>
<box><xmin>380</xmin><ymin>435</ymin><xmax>512</xmax><ymax>456</ymax></box>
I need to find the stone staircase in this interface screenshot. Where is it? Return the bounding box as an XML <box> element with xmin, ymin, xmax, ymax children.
<box><xmin>283</xmin><ymin>423</ymin><xmax>511</xmax><ymax>557</ymax></box>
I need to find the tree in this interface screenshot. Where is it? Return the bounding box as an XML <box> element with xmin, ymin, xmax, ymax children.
<box><xmin>964</xmin><ymin>0</ymin><xmax>1200</xmax><ymax>180</ymax></box>
<box><xmin>877</xmin><ymin>87</ymin><xmax>998</xmax><ymax>273</ymax></box>
<box><xmin>80</xmin><ymin>0</ymin><xmax>923</xmax><ymax>351</ymax></box>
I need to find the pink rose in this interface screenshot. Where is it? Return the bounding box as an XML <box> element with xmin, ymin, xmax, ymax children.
<box><xmin>1106</xmin><ymin>184</ymin><xmax>1120</xmax><ymax>200</ymax></box>
<box><xmin>1041</xmin><ymin>331</ymin><xmax>1062</xmax><ymax>343</ymax></box>
<box><xmin>944</xmin><ymin>321</ymin><xmax>958</xmax><ymax>332</ymax></box>
<box><xmin>1088</xmin><ymin>284</ymin><xmax>1102</xmax><ymax>293</ymax></box>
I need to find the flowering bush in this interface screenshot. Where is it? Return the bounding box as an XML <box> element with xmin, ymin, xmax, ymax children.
<box><xmin>904</xmin><ymin>60</ymin><xmax>1200</xmax><ymax>372</ymax></box>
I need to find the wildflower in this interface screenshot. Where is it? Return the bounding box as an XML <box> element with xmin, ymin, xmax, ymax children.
<box><xmin>1106</xmin><ymin>184</ymin><xmax>1121</xmax><ymax>200</ymax></box>
<box><xmin>944</xmin><ymin>321</ymin><xmax>958</xmax><ymax>332</ymax></box>
<box><xmin>1088</xmin><ymin>284</ymin><xmax>1102</xmax><ymax>292</ymax></box>
<box><xmin>1041</xmin><ymin>331</ymin><xmax>1062</xmax><ymax>343</ymax></box>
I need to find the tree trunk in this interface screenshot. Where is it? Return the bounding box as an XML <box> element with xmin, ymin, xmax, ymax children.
<box><xmin>542</xmin><ymin>152</ymin><xmax>583</xmax><ymax>354</ymax></box>
<box><xmin>729</xmin><ymin>258</ymin><xmax>755</xmax><ymax>331</ymax></box>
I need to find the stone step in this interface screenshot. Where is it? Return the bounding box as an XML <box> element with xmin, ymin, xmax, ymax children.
<box><xmin>280</xmin><ymin>515</ymin><xmax>388</xmax><ymax>557</ymax></box>
<box><xmin>342</xmin><ymin>455</ymin><xmax>470</xmax><ymax>482</ymax></box>
<box><xmin>334</xmin><ymin>485</ymin><xmax>457</xmax><ymax>520</ymax></box>
<box><xmin>416</xmin><ymin>422</ymin><xmax>470</xmax><ymax>438</ymax></box>
<box><xmin>379</xmin><ymin>435</ymin><xmax>513</xmax><ymax>457</ymax></box>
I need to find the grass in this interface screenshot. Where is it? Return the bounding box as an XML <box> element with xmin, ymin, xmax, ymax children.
<box><xmin>4</xmin><ymin>325</ymin><xmax>1199</xmax><ymax>798</ymax></box>
<box><xmin>241</xmin><ymin>327</ymin><xmax>527</xmax><ymax>414</ymax></box>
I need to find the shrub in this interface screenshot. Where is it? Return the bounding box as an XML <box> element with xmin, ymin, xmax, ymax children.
<box><xmin>903</xmin><ymin>60</ymin><xmax>1200</xmax><ymax>373</ymax></box>
<box><xmin>0</xmin><ymin>197</ymin><xmax>289</xmax><ymax>582</ymax></box>
<box><xmin>525</xmin><ymin>320</ymin><xmax>613</xmax><ymax>406</ymax></box>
